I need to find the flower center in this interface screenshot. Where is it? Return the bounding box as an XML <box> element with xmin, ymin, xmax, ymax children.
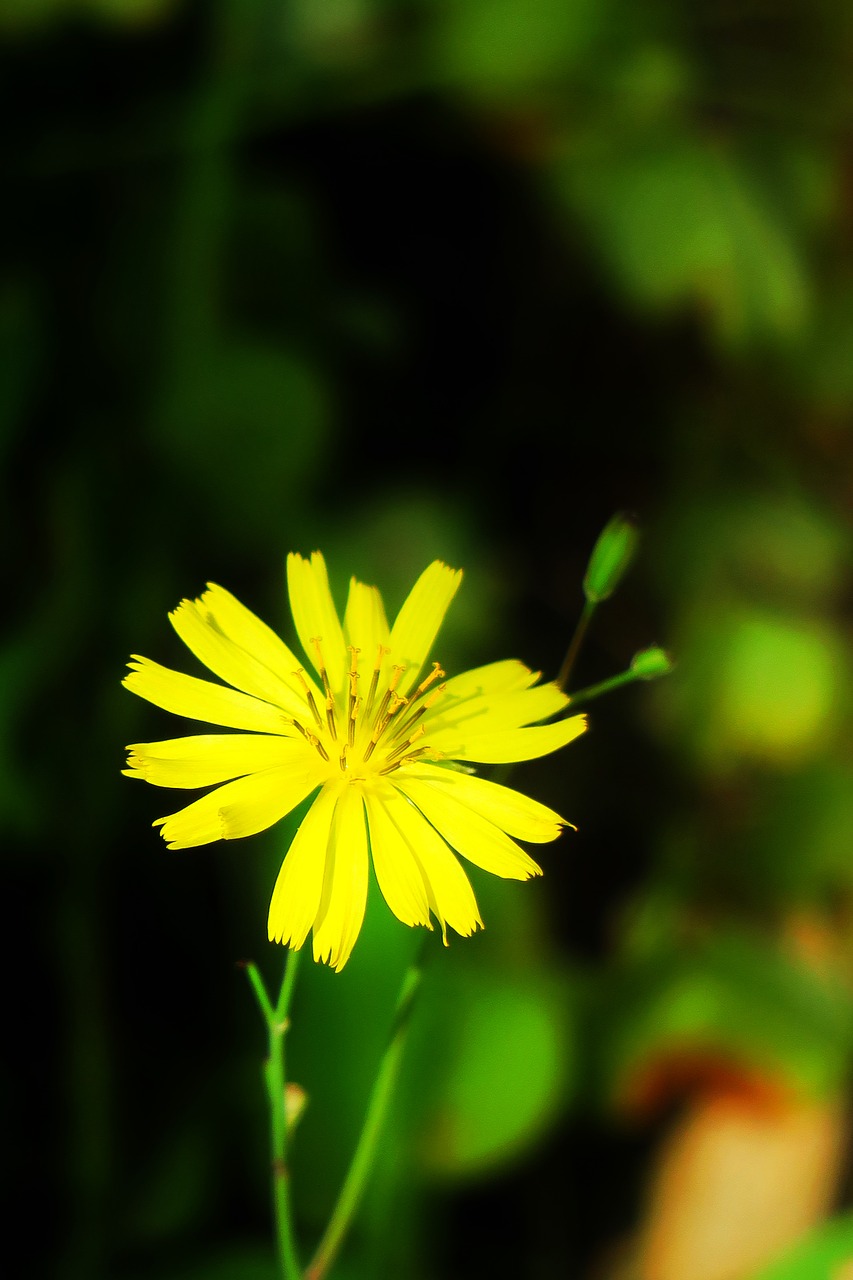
<box><xmin>290</xmin><ymin>640</ymin><xmax>446</xmax><ymax>781</ymax></box>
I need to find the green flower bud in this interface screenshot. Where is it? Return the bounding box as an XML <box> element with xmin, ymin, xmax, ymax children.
<box><xmin>583</xmin><ymin>514</ymin><xmax>639</xmax><ymax>604</ymax></box>
<box><xmin>630</xmin><ymin>647</ymin><xmax>674</xmax><ymax>680</ymax></box>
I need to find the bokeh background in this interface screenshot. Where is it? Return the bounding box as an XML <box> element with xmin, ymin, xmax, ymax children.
<box><xmin>5</xmin><ymin>1</ymin><xmax>853</xmax><ymax>1277</ymax></box>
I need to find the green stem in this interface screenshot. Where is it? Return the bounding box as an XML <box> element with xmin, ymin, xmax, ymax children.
<box><xmin>557</xmin><ymin>598</ymin><xmax>596</xmax><ymax>692</ymax></box>
<box><xmin>567</xmin><ymin>666</ymin><xmax>644</xmax><ymax>707</ymax></box>
<box><xmin>246</xmin><ymin>952</ymin><xmax>303</xmax><ymax>1280</ymax></box>
<box><xmin>305</xmin><ymin>959</ymin><xmax>424</xmax><ymax>1280</ymax></box>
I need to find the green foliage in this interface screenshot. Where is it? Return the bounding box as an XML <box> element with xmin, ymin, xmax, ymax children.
<box><xmin>595</xmin><ymin>929</ymin><xmax>853</xmax><ymax>1108</ymax></box>
<box><xmin>412</xmin><ymin>960</ymin><xmax>578</xmax><ymax>1177</ymax></box>
<box><xmin>556</xmin><ymin>135</ymin><xmax>811</xmax><ymax>347</ymax></box>
<box><xmin>750</xmin><ymin>1215</ymin><xmax>853</xmax><ymax>1280</ymax></box>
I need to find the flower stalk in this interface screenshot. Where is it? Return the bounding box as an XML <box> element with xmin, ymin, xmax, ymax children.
<box><xmin>246</xmin><ymin>952</ymin><xmax>303</xmax><ymax>1280</ymax></box>
<box><xmin>305</xmin><ymin>954</ymin><xmax>424</xmax><ymax>1280</ymax></box>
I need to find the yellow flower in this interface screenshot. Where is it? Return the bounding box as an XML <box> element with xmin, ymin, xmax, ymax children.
<box><xmin>123</xmin><ymin>553</ymin><xmax>586</xmax><ymax>970</ymax></box>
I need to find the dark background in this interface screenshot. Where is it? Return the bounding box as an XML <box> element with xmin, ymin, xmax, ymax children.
<box><xmin>4</xmin><ymin>2</ymin><xmax>853</xmax><ymax>1277</ymax></box>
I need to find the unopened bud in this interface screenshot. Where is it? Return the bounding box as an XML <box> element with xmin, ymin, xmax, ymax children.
<box><xmin>630</xmin><ymin>647</ymin><xmax>674</xmax><ymax>680</ymax></box>
<box><xmin>583</xmin><ymin>514</ymin><xmax>639</xmax><ymax>604</ymax></box>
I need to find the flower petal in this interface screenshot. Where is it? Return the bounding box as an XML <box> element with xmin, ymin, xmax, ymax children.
<box><xmin>197</xmin><ymin>583</ymin><xmax>316</xmax><ymax>700</ymax></box>
<box><xmin>124</xmin><ymin>733</ymin><xmax>310</xmax><ymax>788</ymax></box>
<box><xmin>268</xmin><ymin>782</ymin><xmax>341</xmax><ymax>950</ymax></box>
<box><xmin>404</xmin><ymin>764</ymin><xmax>568</xmax><ymax>842</ymax></box>
<box><xmin>312</xmin><ymin>784</ymin><xmax>369</xmax><ymax>970</ymax></box>
<box><xmin>287</xmin><ymin>552</ymin><xmax>347</xmax><ymax>694</ymax></box>
<box><xmin>343</xmin><ymin>577</ymin><xmax>390</xmax><ymax>687</ymax></box>
<box><xmin>123</xmin><ymin>657</ymin><xmax>293</xmax><ymax>734</ymax></box>
<box><xmin>427</xmin><ymin>681</ymin><xmax>569</xmax><ymax>737</ymax></box>
<box><xmin>387</xmin><ymin>560</ymin><xmax>462</xmax><ymax>695</ymax></box>
<box><xmin>364</xmin><ymin>788</ymin><xmax>432</xmax><ymax>929</ymax></box>
<box><xmin>170</xmin><ymin>596</ymin><xmax>314</xmax><ymax>713</ymax></box>
<box><xmin>395</xmin><ymin>777</ymin><xmax>543</xmax><ymax>880</ymax></box>
<box><xmin>441</xmin><ymin>659</ymin><xmax>540</xmax><ymax>700</ymax></box>
<box><xmin>429</xmin><ymin>713</ymin><xmax>588</xmax><ymax>763</ymax></box>
<box><xmin>154</xmin><ymin>765</ymin><xmax>322</xmax><ymax>849</ymax></box>
<box><xmin>383</xmin><ymin>785</ymin><xmax>482</xmax><ymax>942</ymax></box>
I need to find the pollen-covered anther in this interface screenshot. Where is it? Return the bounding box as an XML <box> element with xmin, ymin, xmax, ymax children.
<box><xmin>395</xmin><ymin>681</ymin><xmax>446</xmax><ymax>739</ymax></box>
<box><xmin>385</xmin><ymin>724</ymin><xmax>426</xmax><ymax>764</ymax></box>
<box><xmin>306</xmin><ymin>731</ymin><xmax>329</xmax><ymax>762</ymax></box>
<box><xmin>389</xmin><ymin>663</ymin><xmax>406</xmax><ymax>693</ymax></box>
<box><xmin>415</xmin><ymin>662</ymin><xmax>445</xmax><ymax>698</ymax></box>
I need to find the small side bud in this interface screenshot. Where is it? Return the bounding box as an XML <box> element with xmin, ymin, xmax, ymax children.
<box><xmin>630</xmin><ymin>647</ymin><xmax>674</xmax><ymax>680</ymax></box>
<box><xmin>285</xmin><ymin>1082</ymin><xmax>308</xmax><ymax>1134</ymax></box>
<box><xmin>583</xmin><ymin>513</ymin><xmax>639</xmax><ymax>604</ymax></box>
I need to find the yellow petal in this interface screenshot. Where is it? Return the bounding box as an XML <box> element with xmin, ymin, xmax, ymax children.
<box><xmin>383</xmin><ymin>785</ymin><xmax>482</xmax><ymax>942</ymax></box>
<box><xmin>286</xmin><ymin>552</ymin><xmax>347</xmax><ymax>694</ymax></box>
<box><xmin>429</xmin><ymin>713</ymin><xmax>588</xmax><ymax>763</ymax></box>
<box><xmin>343</xmin><ymin>578</ymin><xmax>390</xmax><ymax>687</ymax></box>
<box><xmin>387</xmin><ymin>560</ymin><xmax>462</xmax><ymax>695</ymax></box>
<box><xmin>395</xmin><ymin>777</ymin><xmax>543</xmax><ymax>880</ymax></box>
<box><xmin>123</xmin><ymin>657</ymin><xmax>292</xmax><ymax>734</ymax></box>
<box><xmin>154</xmin><ymin>765</ymin><xmax>322</xmax><ymax>849</ymax></box>
<box><xmin>312</xmin><ymin>784</ymin><xmax>369</xmax><ymax>970</ymax></box>
<box><xmin>404</xmin><ymin>764</ymin><xmax>568</xmax><ymax>842</ymax></box>
<box><xmin>198</xmin><ymin>583</ymin><xmax>315</xmax><ymax>701</ymax></box>
<box><xmin>363</xmin><ymin>789</ymin><xmax>432</xmax><ymax>928</ymax></box>
<box><xmin>428</xmin><ymin>681</ymin><xmax>569</xmax><ymax>737</ymax></box>
<box><xmin>170</xmin><ymin>597</ymin><xmax>312</xmax><ymax>714</ymax></box>
<box><xmin>268</xmin><ymin>782</ymin><xmax>341</xmax><ymax>949</ymax></box>
<box><xmin>124</xmin><ymin>733</ymin><xmax>310</xmax><ymax>788</ymax></box>
<box><xmin>441</xmin><ymin>659</ymin><xmax>540</xmax><ymax>701</ymax></box>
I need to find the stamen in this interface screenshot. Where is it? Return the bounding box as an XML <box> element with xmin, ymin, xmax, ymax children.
<box><xmin>389</xmin><ymin>663</ymin><xmax>406</xmax><ymax>693</ymax></box>
<box><xmin>311</xmin><ymin>635</ymin><xmax>336</xmax><ymax>702</ymax></box>
<box><xmin>379</xmin><ymin>742</ymin><xmax>431</xmax><ymax>775</ymax></box>
<box><xmin>364</xmin><ymin>644</ymin><xmax>388</xmax><ymax>717</ymax></box>
<box><xmin>385</xmin><ymin>724</ymin><xmax>426</xmax><ymax>764</ymax></box>
<box><xmin>306</xmin><ymin>732</ymin><xmax>329</xmax><ymax>762</ymax></box>
<box><xmin>394</xmin><ymin>682</ymin><xmax>446</xmax><ymax>739</ymax></box>
<box><xmin>347</xmin><ymin>646</ymin><xmax>360</xmax><ymax>723</ymax></box>
<box><xmin>414</xmin><ymin>662</ymin><xmax>445</xmax><ymax>699</ymax></box>
<box><xmin>326</xmin><ymin>696</ymin><xmax>337</xmax><ymax>741</ymax></box>
<box><xmin>348</xmin><ymin>695</ymin><xmax>361</xmax><ymax>747</ymax></box>
<box><xmin>364</xmin><ymin>714</ymin><xmax>391</xmax><ymax>762</ymax></box>
<box><xmin>339</xmin><ymin>743</ymin><xmax>348</xmax><ymax>772</ymax></box>
<box><xmin>293</xmin><ymin>669</ymin><xmax>323</xmax><ymax>728</ymax></box>
<box><xmin>371</xmin><ymin>688</ymin><xmax>392</xmax><ymax>731</ymax></box>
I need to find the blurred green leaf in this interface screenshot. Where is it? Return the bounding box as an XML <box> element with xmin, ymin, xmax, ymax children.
<box><xmin>0</xmin><ymin>0</ymin><xmax>173</xmax><ymax>28</ymax></box>
<box><xmin>432</xmin><ymin>0</ymin><xmax>601</xmax><ymax>98</ymax></box>
<box><xmin>596</xmin><ymin>930</ymin><xmax>853</xmax><ymax>1108</ymax></box>
<box><xmin>414</xmin><ymin>962</ymin><xmax>577</xmax><ymax>1177</ymax></box>
<box><xmin>555</xmin><ymin>135</ymin><xmax>810</xmax><ymax>346</ymax></box>
<box><xmin>153</xmin><ymin>338</ymin><xmax>330</xmax><ymax>549</ymax></box>
<box><xmin>749</xmin><ymin>1213</ymin><xmax>853</xmax><ymax>1280</ymax></box>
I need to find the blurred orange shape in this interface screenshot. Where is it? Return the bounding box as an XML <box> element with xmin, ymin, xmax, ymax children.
<box><xmin>639</xmin><ymin>1092</ymin><xmax>847</xmax><ymax>1280</ymax></box>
